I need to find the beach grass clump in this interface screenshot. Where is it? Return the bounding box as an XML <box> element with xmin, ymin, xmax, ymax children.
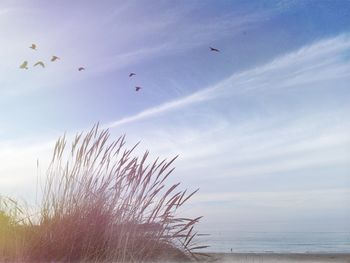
<box><xmin>14</xmin><ymin>124</ymin><xmax>206</xmax><ymax>262</ymax></box>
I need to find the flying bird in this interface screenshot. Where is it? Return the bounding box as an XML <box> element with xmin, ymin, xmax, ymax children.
<box><xmin>135</xmin><ymin>86</ymin><xmax>142</xmax><ymax>92</ymax></box>
<box><xmin>51</xmin><ymin>56</ymin><xmax>60</xmax><ymax>62</ymax></box>
<box><xmin>34</xmin><ymin>61</ymin><xmax>45</xmax><ymax>68</ymax></box>
<box><xmin>30</xmin><ymin>44</ymin><xmax>37</xmax><ymax>50</ymax></box>
<box><xmin>78</xmin><ymin>67</ymin><xmax>85</xmax><ymax>71</ymax></box>
<box><xmin>129</xmin><ymin>72</ymin><xmax>136</xmax><ymax>78</ymax></box>
<box><xmin>19</xmin><ymin>61</ymin><xmax>28</xmax><ymax>69</ymax></box>
<box><xmin>210</xmin><ymin>47</ymin><xmax>220</xmax><ymax>52</ymax></box>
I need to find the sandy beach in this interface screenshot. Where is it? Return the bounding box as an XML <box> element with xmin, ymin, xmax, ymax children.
<box><xmin>205</xmin><ymin>253</ymin><xmax>350</xmax><ymax>263</ymax></box>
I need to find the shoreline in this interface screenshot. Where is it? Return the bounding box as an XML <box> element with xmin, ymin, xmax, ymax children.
<box><xmin>204</xmin><ymin>252</ymin><xmax>350</xmax><ymax>262</ymax></box>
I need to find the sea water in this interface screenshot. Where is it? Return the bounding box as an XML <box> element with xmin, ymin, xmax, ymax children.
<box><xmin>198</xmin><ymin>231</ymin><xmax>350</xmax><ymax>253</ymax></box>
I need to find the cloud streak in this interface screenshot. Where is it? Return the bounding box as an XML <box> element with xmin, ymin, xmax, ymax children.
<box><xmin>105</xmin><ymin>34</ymin><xmax>350</xmax><ymax>128</ymax></box>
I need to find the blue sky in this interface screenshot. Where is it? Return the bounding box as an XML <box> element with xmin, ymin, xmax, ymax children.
<box><xmin>0</xmin><ymin>0</ymin><xmax>349</xmax><ymax>233</ymax></box>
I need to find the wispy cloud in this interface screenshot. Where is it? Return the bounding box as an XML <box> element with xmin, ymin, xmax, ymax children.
<box><xmin>104</xmin><ymin>90</ymin><xmax>208</xmax><ymax>128</ymax></box>
<box><xmin>105</xmin><ymin>34</ymin><xmax>350</xmax><ymax>128</ymax></box>
<box><xmin>92</xmin><ymin>5</ymin><xmax>276</xmax><ymax>74</ymax></box>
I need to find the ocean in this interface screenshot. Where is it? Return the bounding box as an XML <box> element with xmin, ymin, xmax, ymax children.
<box><xmin>198</xmin><ymin>231</ymin><xmax>350</xmax><ymax>253</ymax></box>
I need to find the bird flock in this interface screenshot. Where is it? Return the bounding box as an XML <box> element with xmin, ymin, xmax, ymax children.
<box><xmin>20</xmin><ymin>43</ymin><xmax>61</xmax><ymax>70</ymax></box>
<box><xmin>20</xmin><ymin>44</ymin><xmax>220</xmax><ymax>92</ymax></box>
<box><xmin>127</xmin><ymin>46</ymin><xmax>220</xmax><ymax>92</ymax></box>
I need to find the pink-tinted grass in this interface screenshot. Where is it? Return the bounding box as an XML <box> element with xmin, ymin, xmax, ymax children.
<box><xmin>0</xmin><ymin>124</ymin><xmax>207</xmax><ymax>262</ymax></box>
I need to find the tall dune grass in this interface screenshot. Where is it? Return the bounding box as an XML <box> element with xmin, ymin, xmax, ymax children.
<box><xmin>0</xmin><ymin>124</ymin><xmax>207</xmax><ymax>262</ymax></box>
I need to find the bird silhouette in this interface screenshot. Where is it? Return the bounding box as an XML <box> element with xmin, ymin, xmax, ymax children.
<box><xmin>78</xmin><ymin>67</ymin><xmax>85</xmax><ymax>71</ymax></box>
<box><xmin>51</xmin><ymin>56</ymin><xmax>60</xmax><ymax>62</ymax></box>
<box><xmin>30</xmin><ymin>44</ymin><xmax>37</xmax><ymax>50</ymax></box>
<box><xmin>34</xmin><ymin>61</ymin><xmax>45</xmax><ymax>68</ymax></box>
<box><xmin>135</xmin><ymin>86</ymin><xmax>142</xmax><ymax>92</ymax></box>
<box><xmin>210</xmin><ymin>47</ymin><xmax>220</xmax><ymax>52</ymax></box>
<box><xmin>129</xmin><ymin>73</ymin><xmax>136</xmax><ymax>77</ymax></box>
<box><xmin>19</xmin><ymin>61</ymin><xmax>28</xmax><ymax>70</ymax></box>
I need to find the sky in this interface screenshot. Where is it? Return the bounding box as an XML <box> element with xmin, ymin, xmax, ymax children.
<box><xmin>0</xmin><ymin>0</ymin><xmax>349</xmax><ymax>235</ymax></box>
